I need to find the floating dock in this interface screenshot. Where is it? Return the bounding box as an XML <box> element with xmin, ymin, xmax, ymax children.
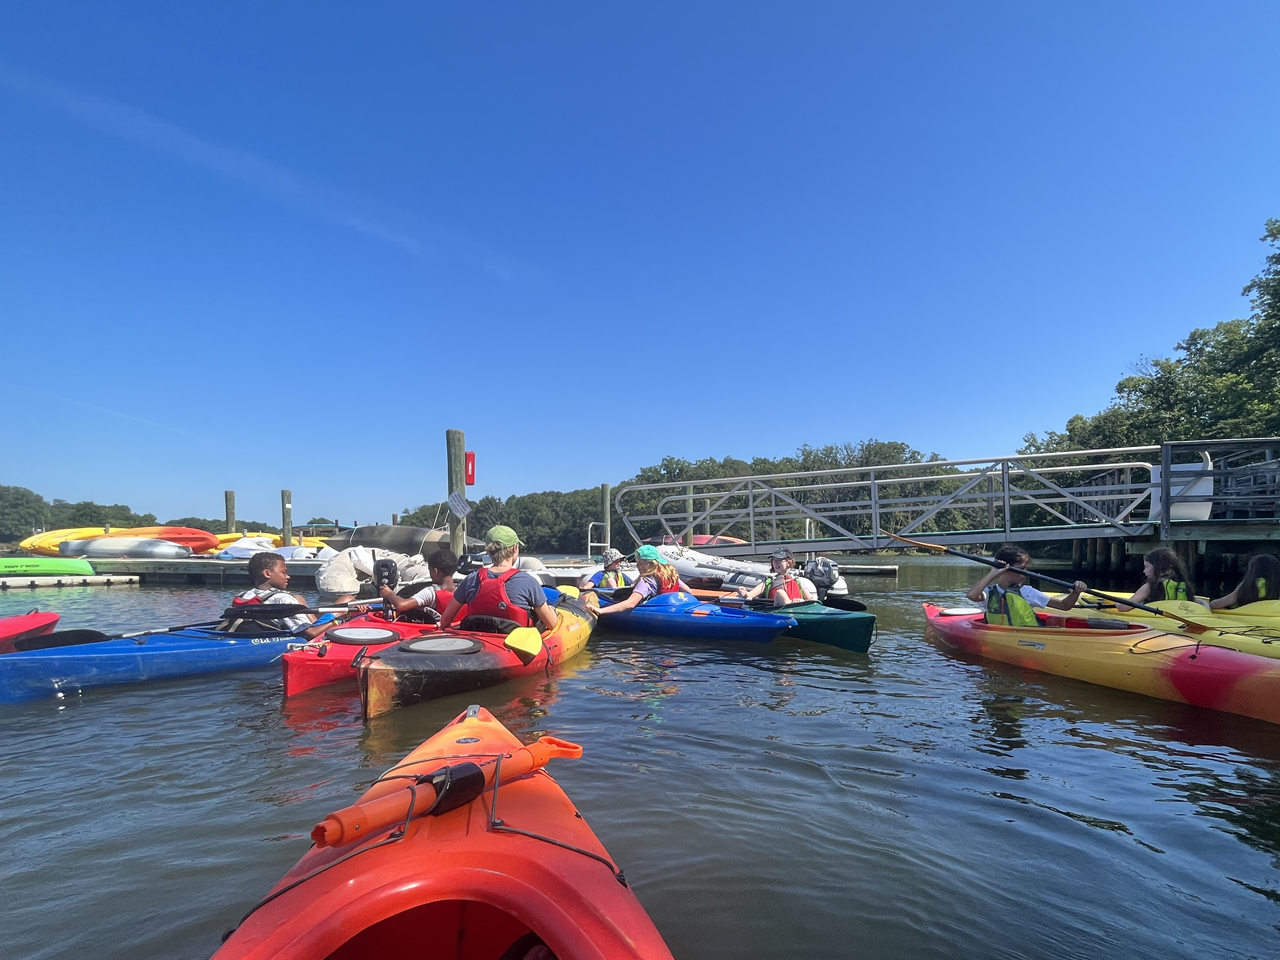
<box><xmin>83</xmin><ymin>558</ymin><xmax>322</xmax><ymax>586</ymax></box>
<box><xmin>0</xmin><ymin>574</ymin><xmax>140</xmax><ymax>590</ymax></box>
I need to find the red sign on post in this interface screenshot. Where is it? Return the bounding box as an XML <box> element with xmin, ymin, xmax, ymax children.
<box><xmin>464</xmin><ymin>451</ymin><xmax>476</xmax><ymax>485</ymax></box>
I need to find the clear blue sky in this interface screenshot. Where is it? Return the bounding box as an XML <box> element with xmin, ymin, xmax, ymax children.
<box><xmin>2</xmin><ymin>2</ymin><xmax>1277</xmax><ymax>526</ymax></box>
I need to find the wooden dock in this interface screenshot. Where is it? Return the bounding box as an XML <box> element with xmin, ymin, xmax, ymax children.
<box><xmin>84</xmin><ymin>558</ymin><xmax>322</xmax><ymax>586</ymax></box>
<box><xmin>0</xmin><ymin>574</ymin><xmax>140</xmax><ymax>590</ymax></box>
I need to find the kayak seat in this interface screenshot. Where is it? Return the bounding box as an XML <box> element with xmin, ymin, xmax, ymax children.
<box><xmin>458</xmin><ymin>615</ymin><xmax>521</xmax><ymax>635</ymax></box>
<box><xmin>497</xmin><ymin>933</ymin><xmax>557</xmax><ymax>960</ymax></box>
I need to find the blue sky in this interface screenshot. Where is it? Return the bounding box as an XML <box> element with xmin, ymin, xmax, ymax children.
<box><xmin>2</xmin><ymin>2</ymin><xmax>1277</xmax><ymax>526</ymax></box>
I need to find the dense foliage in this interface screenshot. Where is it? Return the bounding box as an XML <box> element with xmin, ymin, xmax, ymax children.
<box><xmin>0</xmin><ymin>485</ymin><xmax>157</xmax><ymax>542</ymax></box>
<box><xmin>1023</xmin><ymin>219</ymin><xmax>1280</xmax><ymax>452</ymax></box>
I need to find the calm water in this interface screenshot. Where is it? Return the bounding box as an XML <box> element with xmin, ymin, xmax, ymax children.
<box><xmin>1</xmin><ymin>558</ymin><xmax>1277</xmax><ymax>960</ymax></box>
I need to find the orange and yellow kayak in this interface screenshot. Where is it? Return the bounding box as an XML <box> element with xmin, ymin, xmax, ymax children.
<box><xmin>214</xmin><ymin>705</ymin><xmax>673</xmax><ymax>960</ymax></box>
<box><xmin>923</xmin><ymin>603</ymin><xmax>1280</xmax><ymax>725</ymax></box>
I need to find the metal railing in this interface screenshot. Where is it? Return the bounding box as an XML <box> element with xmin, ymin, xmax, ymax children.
<box><xmin>613</xmin><ymin>439</ymin><xmax>1280</xmax><ymax>556</ymax></box>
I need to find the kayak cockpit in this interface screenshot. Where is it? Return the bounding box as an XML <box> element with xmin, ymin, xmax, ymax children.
<box><xmin>327</xmin><ymin>899</ymin><xmax>549</xmax><ymax>960</ymax></box>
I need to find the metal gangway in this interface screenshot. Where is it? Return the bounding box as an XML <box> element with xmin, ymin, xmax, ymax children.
<box><xmin>614</xmin><ymin>439</ymin><xmax>1280</xmax><ymax>557</ymax></box>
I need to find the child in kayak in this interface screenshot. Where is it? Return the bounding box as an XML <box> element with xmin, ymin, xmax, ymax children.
<box><xmin>966</xmin><ymin>545</ymin><xmax>1088</xmax><ymax>626</ymax></box>
<box><xmin>578</xmin><ymin>547</ymin><xmax>634</xmax><ymax>590</ymax></box>
<box><xmin>438</xmin><ymin>526</ymin><xmax>558</xmax><ymax>631</ymax></box>
<box><xmin>586</xmin><ymin>545</ymin><xmax>690</xmax><ymax>618</ymax></box>
<box><xmin>377</xmin><ymin>549</ymin><xmax>460</xmax><ymax>622</ymax></box>
<box><xmin>231</xmin><ymin>553</ymin><xmax>357</xmax><ymax>638</ymax></box>
<box><xmin>1210</xmin><ymin>553</ymin><xmax>1280</xmax><ymax>609</ymax></box>
<box><xmin>736</xmin><ymin>546</ymin><xmax>818</xmax><ymax>606</ymax></box>
<box><xmin>1118</xmin><ymin>547</ymin><xmax>1208</xmax><ymax>611</ymax></box>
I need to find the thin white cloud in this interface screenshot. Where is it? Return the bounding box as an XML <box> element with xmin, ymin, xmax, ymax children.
<box><xmin>0</xmin><ymin>62</ymin><xmax>434</xmax><ymax>256</ymax></box>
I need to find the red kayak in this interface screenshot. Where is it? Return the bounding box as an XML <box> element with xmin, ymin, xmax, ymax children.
<box><xmin>214</xmin><ymin>705</ymin><xmax>674</xmax><ymax>960</ymax></box>
<box><xmin>281</xmin><ymin>614</ymin><xmax>438</xmax><ymax>698</ymax></box>
<box><xmin>0</xmin><ymin>609</ymin><xmax>60</xmax><ymax>655</ymax></box>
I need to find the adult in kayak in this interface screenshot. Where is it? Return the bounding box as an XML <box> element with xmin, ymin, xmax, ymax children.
<box><xmin>585</xmin><ymin>545</ymin><xmax>690</xmax><ymax>618</ymax></box>
<box><xmin>229</xmin><ymin>553</ymin><xmax>358</xmax><ymax>639</ymax></box>
<box><xmin>1210</xmin><ymin>553</ymin><xmax>1280</xmax><ymax>609</ymax></box>
<box><xmin>1117</xmin><ymin>547</ymin><xmax>1208</xmax><ymax>611</ymax></box>
<box><xmin>736</xmin><ymin>546</ymin><xmax>818</xmax><ymax>606</ymax></box>
<box><xmin>376</xmin><ymin>548</ymin><xmax>459</xmax><ymax>622</ymax></box>
<box><xmin>578</xmin><ymin>547</ymin><xmax>633</xmax><ymax>590</ymax></box>
<box><xmin>965</xmin><ymin>544</ymin><xmax>1088</xmax><ymax>626</ymax></box>
<box><xmin>437</xmin><ymin>526</ymin><xmax>558</xmax><ymax>631</ymax></box>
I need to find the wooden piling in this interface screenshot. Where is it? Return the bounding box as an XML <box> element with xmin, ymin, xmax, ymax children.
<box><xmin>684</xmin><ymin>484</ymin><xmax>694</xmax><ymax>547</ymax></box>
<box><xmin>447</xmin><ymin>429</ymin><xmax>467</xmax><ymax>557</ymax></box>
<box><xmin>225</xmin><ymin>491</ymin><xmax>236</xmax><ymax>536</ymax></box>
<box><xmin>1071</xmin><ymin>539</ymin><xmax>1082</xmax><ymax>571</ymax></box>
<box><xmin>1086</xmin><ymin>538</ymin><xmax>1097</xmax><ymax>571</ymax></box>
<box><xmin>1109</xmin><ymin>539</ymin><xmax>1124</xmax><ymax>573</ymax></box>
<box><xmin>392</xmin><ymin>513</ymin><xmax>398</xmax><ymax>526</ymax></box>
<box><xmin>600</xmin><ymin>483</ymin><xmax>611</xmax><ymax>549</ymax></box>
<box><xmin>281</xmin><ymin>490</ymin><xmax>293</xmax><ymax>547</ymax></box>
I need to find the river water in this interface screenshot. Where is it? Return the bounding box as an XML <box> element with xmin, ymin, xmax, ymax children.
<box><xmin>1</xmin><ymin>557</ymin><xmax>1276</xmax><ymax>960</ymax></box>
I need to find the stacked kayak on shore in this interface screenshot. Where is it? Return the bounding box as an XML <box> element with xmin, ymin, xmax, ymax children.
<box><xmin>923</xmin><ymin>603</ymin><xmax>1280</xmax><ymax>725</ymax></box>
<box><xmin>214</xmin><ymin>705</ymin><xmax>673</xmax><ymax>960</ymax></box>
<box><xmin>359</xmin><ymin>595</ymin><xmax>596</xmax><ymax>720</ymax></box>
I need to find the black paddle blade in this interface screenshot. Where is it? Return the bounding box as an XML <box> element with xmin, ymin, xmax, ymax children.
<box><xmin>822</xmin><ymin>596</ymin><xmax>868</xmax><ymax>612</ymax></box>
<box><xmin>13</xmin><ymin>629</ymin><xmax>113</xmax><ymax>652</ymax></box>
<box><xmin>220</xmin><ymin>604</ymin><xmax>311</xmax><ymax>620</ymax></box>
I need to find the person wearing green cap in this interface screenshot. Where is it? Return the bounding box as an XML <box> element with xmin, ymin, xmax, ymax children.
<box><xmin>585</xmin><ymin>544</ymin><xmax>690</xmax><ymax>617</ymax></box>
<box><xmin>437</xmin><ymin>525</ymin><xmax>558</xmax><ymax>631</ymax></box>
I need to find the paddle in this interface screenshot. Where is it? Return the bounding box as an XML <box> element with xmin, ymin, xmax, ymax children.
<box><xmin>219</xmin><ymin>603</ymin><xmax>381</xmax><ymax>621</ymax></box>
<box><xmin>723</xmin><ymin>595</ymin><xmax>870</xmax><ymax>613</ymax></box>
<box><xmin>12</xmin><ymin>620</ymin><xmax>226</xmax><ymax>652</ymax></box>
<box><xmin>882</xmin><ymin>531</ymin><xmax>1220</xmax><ymax>634</ymax></box>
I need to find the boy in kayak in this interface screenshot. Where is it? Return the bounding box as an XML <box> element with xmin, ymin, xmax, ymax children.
<box><xmin>231</xmin><ymin>552</ymin><xmax>357</xmax><ymax>639</ymax></box>
<box><xmin>376</xmin><ymin>549</ymin><xmax>460</xmax><ymax>622</ymax></box>
<box><xmin>736</xmin><ymin>547</ymin><xmax>818</xmax><ymax>606</ymax></box>
<box><xmin>438</xmin><ymin>526</ymin><xmax>558</xmax><ymax>631</ymax></box>
<box><xmin>578</xmin><ymin>547</ymin><xmax>634</xmax><ymax>590</ymax></box>
<box><xmin>966</xmin><ymin>545</ymin><xmax>1088</xmax><ymax>626</ymax></box>
<box><xmin>585</xmin><ymin>545</ymin><xmax>691</xmax><ymax>618</ymax></box>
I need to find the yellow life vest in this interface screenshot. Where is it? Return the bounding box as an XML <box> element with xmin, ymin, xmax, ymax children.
<box><xmin>1158</xmin><ymin>579</ymin><xmax>1189</xmax><ymax>602</ymax></box>
<box><xmin>985</xmin><ymin>586</ymin><xmax>1040</xmax><ymax>627</ymax></box>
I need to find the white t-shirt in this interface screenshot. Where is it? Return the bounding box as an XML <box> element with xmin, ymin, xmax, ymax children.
<box><xmin>984</xmin><ymin>584</ymin><xmax>1051</xmax><ymax>609</ymax></box>
<box><xmin>235</xmin><ymin>587</ymin><xmax>311</xmax><ymax>632</ymax></box>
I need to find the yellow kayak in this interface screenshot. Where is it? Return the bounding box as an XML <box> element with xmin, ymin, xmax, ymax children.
<box><xmin>1044</xmin><ymin>598</ymin><xmax>1280</xmax><ymax>660</ymax></box>
<box><xmin>203</xmin><ymin>532</ymin><xmax>329</xmax><ymax>553</ymax></box>
<box><xmin>19</xmin><ymin>527</ymin><xmax>111</xmax><ymax>556</ymax></box>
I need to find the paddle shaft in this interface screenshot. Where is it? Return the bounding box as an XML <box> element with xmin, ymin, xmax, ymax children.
<box><xmin>884</xmin><ymin>532</ymin><xmax>1178</xmax><ymax>621</ymax></box>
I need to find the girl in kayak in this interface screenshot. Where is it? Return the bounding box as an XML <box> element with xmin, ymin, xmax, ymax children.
<box><xmin>736</xmin><ymin>546</ymin><xmax>818</xmax><ymax>606</ymax></box>
<box><xmin>966</xmin><ymin>545</ymin><xmax>1088</xmax><ymax>626</ymax></box>
<box><xmin>377</xmin><ymin>549</ymin><xmax>459</xmax><ymax>622</ymax></box>
<box><xmin>1209</xmin><ymin>553</ymin><xmax>1280</xmax><ymax>609</ymax></box>
<box><xmin>1118</xmin><ymin>547</ymin><xmax>1208</xmax><ymax>610</ymax></box>
<box><xmin>438</xmin><ymin>526</ymin><xmax>558</xmax><ymax>631</ymax></box>
<box><xmin>585</xmin><ymin>545</ymin><xmax>690</xmax><ymax>617</ymax></box>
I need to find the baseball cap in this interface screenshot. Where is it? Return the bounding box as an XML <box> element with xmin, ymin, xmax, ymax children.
<box><xmin>601</xmin><ymin>548</ymin><xmax>624</xmax><ymax>565</ymax></box>
<box><xmin>486</xmin><ymin>525</ymin><xmax>525</xmax><ymax>548</ymax></box>
<box><xmin>634</xmin><ymin>545</ymin><xmax>669</xmax><ymax>563</ymax></box>
<box><xmin>770</xmin><ymin>547</ymin><xmax>795</xmax><ymax>560</ymax></box>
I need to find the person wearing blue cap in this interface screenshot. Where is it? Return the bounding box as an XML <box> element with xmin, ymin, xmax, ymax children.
<box><xmin>585</xmin><ymin>545</ymin><xmax>690</xmax><ymax>617</ymax></box>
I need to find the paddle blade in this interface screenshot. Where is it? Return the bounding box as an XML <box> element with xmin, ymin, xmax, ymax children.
<box><xmin>504</xmin><ymin>627</ymin><xmax>544</xmax><ymax>661</ymax></box>
<box><xmin>220</xmin><ymin>604</ymin><xmax>310</xmax><ymax>620</ymax></box>
<box><xmin>823</xmin><ymin>596</ymin><xmax>869</xmax><ymax>613</ymax></box>
<box><xmin>12</xmin><ymin>630</ymin><xmax>112</xmax><ymax>652</ymax></box>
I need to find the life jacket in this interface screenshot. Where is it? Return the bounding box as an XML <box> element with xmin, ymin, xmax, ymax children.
<box><xmin>764</xmin><ymin>576</ymin><xmax>804</xmax><ymax>602</ymax></box>
<box><xmin>467</xmin><ymin>568</ymin><xmax>533</xmax><ymax>627</ymax></box>
<box><xmin>597</xmin><ymin>569</ymin><xmax>630</xmax><ymax>589</ymax></box>
<box><xmin>1257</xmin><ymin>577</ymin><xmax>1270</xmax><ymax>600</ymax></box>
<box><xmin>1157</xmin><ymin>579</ymin><xmax>1190</xmax><ymax>602</ymax></box>
<box><xmin>231</xmin><ymin>586</ymin><xmax>284</xmax><ymax>607</ymax></box>
<box><xmin>985</xmin><ymin>585</ymin><xmax>1040</xmax><ymax>627</ymax></box>
<box><xmin>431</xmin><ymin>588</ymin><xmax>455</xmax><ymax>611</ymax></box>
<box><xmin>226</xmin><ymin>587</ymin><xmax>295</xmax><ymax>632</ymax></box>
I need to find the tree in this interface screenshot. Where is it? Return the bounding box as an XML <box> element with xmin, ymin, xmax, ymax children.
<box><xmin>0</xmin><ymin>485</ymin><xmax>48</xmax><ymax>541</ymax></box>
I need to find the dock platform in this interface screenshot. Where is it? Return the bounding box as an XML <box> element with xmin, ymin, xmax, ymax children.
<box><xmin>84</xmin><ymin>558</ymin><xmax>322</xmax><ymax>586</ymax></box>
<box><xmin>1</xmin><ymin>574</ymin><xmax>140</xmax><ymax>590</ymax></box>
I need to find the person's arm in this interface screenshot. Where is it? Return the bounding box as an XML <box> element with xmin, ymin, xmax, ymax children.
<box><xmin>438</xmin><ymin>597</ymin><xmax>463</xmax><ymax>629</ymax></box>
<box><xmin>1209</xmin><ymin>587</ymin><xmax>1239</xmax><ymax>610</ymax></box>
<box><xmin>297</xmin><ymin>612</ymin><xmax>355</xmax><ymax>640</ymax></box>
<box><xmin>1116</xmin><ymin>583</ymin><xmax>1150</xmax><ymax>613</ymax></box>
<box><xmin>798</xmin><ymin>578</ymin><xmax>819</xmax><ymax>602</ymax></box>
<box><xmin>737</xmin><ymin>581</ymin><xmax>766</xmax><ymax>600</ymax></box>
<box><xmin>591</xmin><ymin>590</ymin><xmax>647</xmax><ymax>615</ymax></box>
<box><xmin>966</xmin><ymin>567</ymin><xmax>1003</xmax><ymax>603</ymax></box>
<box><xmin>536</xmin><ymin>603</ymin><xmax>559</xmax><ymax>631</ymax></box>
<box><xmin>1046</xmin><ymin>581</ymin><xmax>1089</xmax><ymax>611</ymax></box>
<box><xmin>379</xmin><ymin>584</ymin><xmax>424</xmax><ymax>613</ymax></box>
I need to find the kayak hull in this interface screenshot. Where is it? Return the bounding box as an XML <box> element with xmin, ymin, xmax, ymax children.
<box><xmin>0</xmin><ymin>610</ymin><xmax>60</xmax><ymax>655</ymax></box>
<box><xmin>281</xmin><ymin>615</ymin><xmax>438</xmax><ymax>698</ymax></box>
<box><xmin>591</xmin><ymin>590</ymin><xmax>796</xmax><ymax>642</ymax></box>
<box><xmin>923</xmin><ymin>603</ymin><xmax>1280</xmax><ymax>725</ymax></box>
<box><xmin>359</xmin><ymin>599</ymin><xmax>596</xmax><ymax>719</ymax></box>
<box><xmin>214</xmin><ymin>706</ymin><xmax>673</xmax><ymax>960</ymax></box>
<box><xmin>0</xmin><ymin>628</ymin><xmax>296</xmax><ymax>703</ymax></box>
<box><xmin>0</xmin><ymin>557</ymin><xmax>95</xmax><ymax>578</ymax></box>
<box><xmin>778</xmin><ymin>601</ymin><xmax>877</xmax><ymax>651</ymax></box>
<box><xmin>1069</xmin><ymin>599</ymin><xmax>1280</xmax><ymax>660</ymax></box>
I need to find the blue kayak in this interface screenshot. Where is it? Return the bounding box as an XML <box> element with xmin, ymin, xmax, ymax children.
<box><xmin>592</xmin><ymin>590</ymin><xmax>796</xmax><ymax>642</ymax></box>
<box><xmin>0</xmin><ymin>628</ymin><xmax>297</xmax><ymax>704</ymax></box>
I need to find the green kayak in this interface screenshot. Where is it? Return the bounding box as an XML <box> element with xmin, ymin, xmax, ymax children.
<box><xmin>0</xmin><ymin>557</ymin><xmax>95</xmax><ymax>578</ymax></box>
<box><xmin>745</xmin><ymin>598</ymin><xmax>876</xmax><ymax>652</ymax></box>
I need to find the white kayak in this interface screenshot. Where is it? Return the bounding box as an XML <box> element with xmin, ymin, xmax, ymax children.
<box><xmin>59</xmin><ymin>537</ymin><xmax>193</xmax><ymax>559</ymax></box>
<box><xmin>655</xmin><ymin>545</ymin><xmax>848</xmax><ymax>596</ymax></box>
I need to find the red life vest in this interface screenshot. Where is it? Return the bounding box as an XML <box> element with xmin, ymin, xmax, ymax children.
<box><xmin>431</xmin><ymin>588</ymin><xmax>454</xmax><ymax>611</ymax></box>
<box><xmin>232</xmin><ymin>587</ymin><xmax>284</xmax><ymax>607</ymax></box>
<box><xmin>641</xmin><ymin>574</ymin><xmax>682</xmax><ymax>596</ymax></box>
<box><xmin>765</xmin><ymin>577</ymin><xmax>804</xmax><ymax>602</ymax></box>
<box><xmin>467</xmin><ymin>568</ymin><xmax>533</xmax><ymax>627</ymax></box>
